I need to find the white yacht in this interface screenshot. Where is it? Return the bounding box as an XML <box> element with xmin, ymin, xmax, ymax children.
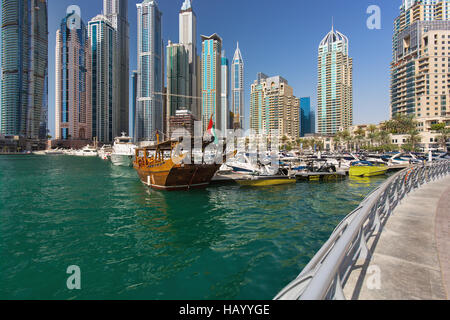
<box><xmin>110</xmin><ymin>133</ymin><xmax>136</xmax><ymax>167</ymax></box>
<box><xmin>74</xmin><ymin>145</ymin><xmax>98</xmax><ymax>157</ymax></box>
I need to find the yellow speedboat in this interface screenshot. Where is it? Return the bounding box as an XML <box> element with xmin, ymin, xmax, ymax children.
<box><xmin>237</xmin><ymin>175</ymin><xmax>297</xmax><ymax>187</ymax></box>
<box><xmin>349</xmin><ymin>161</ymin><xmax>388</xmax><ymax>177</ymax></box>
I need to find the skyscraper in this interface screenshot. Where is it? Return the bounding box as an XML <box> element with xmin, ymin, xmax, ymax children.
<box><xmin>391</xmin><ymin>0</ymin><xmax>450</xmax><ymax>132</ymax></box>
<box><xmin>179</xmin><ymin>0</ymin><xmax>199</xmax><ymax>120</ymax></box>
<box><xmin>221</xmin><ymin>54</ymin><xmax>229</xmax><ymax>132</ymax></box>
<box><xmin>250</xmin><ymin>73</ymin><xmax>300</xmax><ymax>138</ymax></box>
<box><xmin>131</xmin><ymin>70</ymin><xmax>138</xmax><ymax>141</ymax></box>
<box><xmin>201</xmin><ymin>34</ymin><xmax>222</xmax><ymax>132</ymax></box>
<box><xmin>55</xmin><ymin>15</ymin><xmax>92</xmax><ymax>141</ymax></box>
<box><xmin>317</xmin><ymin>26</ymin><xmax>353</xmax><ymax>135</ymax></box>
<box><xmin>300</xmin><ymin>97</ymin><xmax>311</xmax><ymax>137</ymax></box>
<box><xmin>166</xmin><ymin>41</ymin><xmax>189</xmax><ymax>123</ymax></box>
<box><xmin>103</xmin><ymin>0</ymin><xmax>130</xmax><ymax>135</ymax></box>
<box><xmin>231</xmin><ymin>42</ymin><xmax>244</xmax><ymax>129</ymax></box>
<box><xmin>0</xmin><ymin>0</ymin><xmax>48</xmax><ymax>140</ymax></box>
<box><xmin>88</xmin><ymin>15</ymin><xmax>117</xmax><ymax>143</ymax></box>
<box><xmin>136</xmin><ymin>0</ymin><xmax>164</xmax><ymax>141</ymax></box>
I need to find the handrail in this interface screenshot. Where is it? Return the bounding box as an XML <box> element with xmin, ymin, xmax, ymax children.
<box><xmin>274</xmin><ymin>160</ymin><xmax>450</xmax><ymax>300</ymax></box>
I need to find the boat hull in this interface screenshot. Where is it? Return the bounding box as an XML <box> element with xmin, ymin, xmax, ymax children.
<box><xmin>134</xmin><ymin>162</ymin><xmax>221</xmax><ymax>191</ymax></box>
<box><xmin>349</xmin><ymin>166</ymin><xmax>387</xmax><ymax>177</ymax></box>
<box><xmin>237</xmin><ymin>176</ymin><xmax>296</xmax><ymax>187</ymax></box>
<box><xmin>111</xmin><ymin>154</ymin><xmax>134</xmax><ymax>167</ymax></box>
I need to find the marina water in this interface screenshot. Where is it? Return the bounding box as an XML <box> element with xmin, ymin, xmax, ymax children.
<box><xmin>0</xmin><ymin>155</ymin><xmax>388</xmax><ymax>299</ymax></box>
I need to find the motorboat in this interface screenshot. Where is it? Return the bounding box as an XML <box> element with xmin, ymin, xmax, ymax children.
<box><xmin>111</xmin><ymin>133</ymin><xmax>136</xmax><ymax>167</ymax></box>
<box><xmin>349</xmin><ymin>161</ymin><xmax>388</xmax><ymax>177</ymax></box>
<box><xmin>45</xmin><ymin>148</ymin><xmax>65</xmax><ymax>155</ymax></box>
<box><xmin>73</xmin><ymin>145</ymin><xmax>98</xmax><ymax>157</ymax></box>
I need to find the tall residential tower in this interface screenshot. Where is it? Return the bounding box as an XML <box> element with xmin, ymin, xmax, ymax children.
<box><xmin>103</xmin><ymin>0</ymin><xmax>130</xmax><ymax>135</ymax></box>
<box><xmin>88</xmin><ymin>15</ymin><xmax>117</xmax><ymax>143</ymax></box>
<box><xmin>250</xmin><ymin>73</ymin><xmax>300</xmax><ymax>139</ymax></box>
<box><xmin>317</xmin><ymin>26</ymin><xmax>353</xmax><ymax>135</ymax></box>
<box><xmin>55</xmin><ymin>15</ymin><xmax>92</xmax><ymax>141</ymax></box>
<box><xmin>201</xmin><ymin>34</ymin><xmax>222</xmax><ymax>132</ymax></box>
<box><xmin>221</xmin><ymin>54</ymin><xmax>229</xmax><ymax>132</ymax></box>
<box><xmin>179</xmin><ymin>0</ymin><xmax>200</xmax><ymax>120</ymax></box>
<box><xmin>136</xmin><ymin>0</ymin><xmax>164</xmax><ymax>141</ymax></box>
<box><xmin>391</xmin><ymin>0</ymin><xmax>450</xmax><ymax>132</ymax></box>
<box><xmin>0</xmin><ymin>0</ymin><xmax>48</xmax><ymax>140</ymax></box>
<box><xmin>231</xmin><ymin>43</ymin><xmax>244</xmax><ymax>129</ymax></box>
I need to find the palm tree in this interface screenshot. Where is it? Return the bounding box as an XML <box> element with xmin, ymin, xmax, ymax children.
<box><xmin>341</xmin><ymin>130</ymin><xmax>352</xmax><ymax>151</ymax></box>
<box><xmin>406</xmin><ymin>129</ymin><xmax>421</xmax><ymax>151</ymax></box>
<box><xmin>385</xmin><ymin>114</ymin><xmax>417</xmax><ymax>134</ymax></box>
<box><xmin>432</xmin><ymin>123</ymin><xmax>450</xmax><ymax>151</ymax></box>
<box><xmin>333</xmin><ymin>135</ymin><xmax>342</xmax><ymax>151</ymax></box>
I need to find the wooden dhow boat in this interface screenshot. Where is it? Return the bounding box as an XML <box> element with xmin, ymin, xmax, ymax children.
<box><xmin>133</xmin><ymin>135</ymin><xmax>235</xmax><ymax>191</ymax></box>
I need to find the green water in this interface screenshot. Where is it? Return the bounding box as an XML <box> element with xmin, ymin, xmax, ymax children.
<box><xmin>0</xmin><ymin>155</ymin><xmax>388</xmax><ymax>300</ymax></box>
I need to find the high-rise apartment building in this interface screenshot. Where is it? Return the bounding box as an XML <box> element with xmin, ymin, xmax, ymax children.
<box><xmin>250</xmin><ymin>73</ymin><xmax>300</xmax><ymax>138</ymax></box>
<box><xmin>136</xmin><ymin>0</ymin><xmax>164</xmax><ymax>141</ymax></box>
<box><xmin>131</xmin><ymin>70</ymin><xmax>138</xmax><ymax>141</ymax></box>
<box><xmin>103</xmin><ymin>0</ymin><xmax>130</xmax><ymax>135</ymax></box>
<box><xmin>317</xmin><ymin>26</ymin><xmax>353</xmax><ymax>135</ymax></box>
<box><xmin>391</xmin><ymin>0</ymin><xmax>450</xmax><ymax>131</ymax></box>
<box><xmin>0</xmin><ymin>0</ymin><xmax>48</xmax><ymax>140</ymax></box>
<box><xmin>231</xmin><ymin>43</ymin><xmax>244</xmax><ymax>129</ymax></box>
<box><xmin>221</xmin><ymin>54</ymin><xmax>229</xmax><ymax>132</ymax></box>
<box><xmin>179</xmin><ymin>0</ymin><xmax>200</xmax><ymax>120</ymax></box>
<box><xmin>55</xmin><ymin>16</ymin><xmax>92</xmax><ymax>141</ymax></box>
<box><xmin>166</xmin><ymin>41</ymin><xmax>189</xmax><ymax>127</ymax></box>
<box><xmin>201</xmin><ymin>34</ymin><xmax>222</xmax><ymax>132</ymax></box>
<box><xmin>88</xmin><ymin>15</ymin><xmax>117</xmax><ymax>143</ymax></box>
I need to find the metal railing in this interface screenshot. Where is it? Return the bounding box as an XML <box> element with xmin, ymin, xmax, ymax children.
<box><xmin>274</xmin><ymin>160</ymin><xmax>450</xmax><ymax>300</ymax></box>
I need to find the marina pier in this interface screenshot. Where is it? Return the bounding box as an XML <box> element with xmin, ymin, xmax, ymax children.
<box><xmin>275</xmin><ymin>160</ymin><xmax>450</xmax><ymax>300</ymax></box>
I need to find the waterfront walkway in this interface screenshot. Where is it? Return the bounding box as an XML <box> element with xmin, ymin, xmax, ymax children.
<box><xmin>345</xmin><ymin>175</ymin><xmax>450</xmax><ymax>300</ymax></box>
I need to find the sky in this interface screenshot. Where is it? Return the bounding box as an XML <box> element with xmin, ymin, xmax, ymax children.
<box><xmin>45</xmin><ymin>0</ymin><xmax>401</xmax><ymax>137</ymax></box>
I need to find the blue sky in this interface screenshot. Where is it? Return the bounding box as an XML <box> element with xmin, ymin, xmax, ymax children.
<box><xmin>46</xmin><ymin>0</ymin><xmax>401</xmax><ymax>136</ymax></box>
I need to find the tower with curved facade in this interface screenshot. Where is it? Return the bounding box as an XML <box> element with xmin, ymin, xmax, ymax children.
<box><xmin>317</xmin><ymin>26</ymin><xmax>353</xmax><ymax>135</ymax></box>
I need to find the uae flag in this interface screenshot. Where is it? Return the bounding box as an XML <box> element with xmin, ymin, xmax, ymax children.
<box><xmin>207</xmin><ymin>114</ymin><xmax>219</xmax><ymax>144</ymax></box>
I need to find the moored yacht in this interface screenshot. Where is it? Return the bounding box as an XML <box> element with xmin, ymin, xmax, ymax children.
<box><xmin>74</xmin><ymin>145</ymin><xmax>98</xmax><ymax>157</ymax></box>
<box><xmin>111</xmin><ymin>133</ymin><xmax>136</xmax><ymax>167</ymax></box>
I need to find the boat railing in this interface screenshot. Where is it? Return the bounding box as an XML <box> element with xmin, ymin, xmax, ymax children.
<box><xmin>274</xmin><ymin>160</ymin><xmax>450</xmax><ymax>300</ymax></box>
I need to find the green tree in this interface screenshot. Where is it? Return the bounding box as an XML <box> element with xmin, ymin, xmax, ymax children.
<box><xmin>431</xmin><ymin>123</ymin><xmax>450</xmax><ymax>151</ymax></box>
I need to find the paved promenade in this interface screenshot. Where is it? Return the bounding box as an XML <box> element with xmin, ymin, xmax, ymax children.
<box><xmin>345</xmin><ymin>175</ymin><xmax>450</xmax><ymax>300</ymax></box>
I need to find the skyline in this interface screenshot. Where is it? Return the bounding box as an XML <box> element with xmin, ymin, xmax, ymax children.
<box><xmin>2</xmin><ymin>0</ymin><xmax>401</xmax><ymax>137</ymax></box>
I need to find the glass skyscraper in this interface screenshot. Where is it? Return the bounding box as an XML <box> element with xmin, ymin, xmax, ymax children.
<box><xmin>300</xmin><ymin>97</ymin><xmax>311</xmax><ymax>137</ymax></box>
<box><xmin>317</xmin><ymin>26</ymin><xmax>353</xmax><ymax>135</ymax></box>
<box><xmin>136</xmin><ymin>0</ymin><xmax>164</xmax><ymax>141</ymax></box>
<box><xmin>179</xmin><ymin>0</ymin><xmax>200</xmax><ymax>120</ymax></box>
<box><xmin>166</xmin><ymin>41</ymin><xmax>189</xmax><ymax>119</ymax></box>
<box><xmin>0</xmin><ymin>0</ymin><xmax>48</xmax><ymax>140</ymax></box>
<box><xmin>88</xmin><ymin>15</ymin><xmax>117</xmax><ymax>143</ymax></box>
<box><xmin>103</xmin><ymin>0</ymin><xmax>130</xmax><ymax>135</ymax></box>
<box><xmin>201</xmin><ymin>34</ymin><xmax>222</xmax><ymax>132</ymax></box>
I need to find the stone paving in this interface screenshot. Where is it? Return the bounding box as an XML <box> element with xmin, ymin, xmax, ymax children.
<box><xmin>344</xmin><ymin>176</ymin><xmax>450</xmax><ymax>300</ymax></box>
